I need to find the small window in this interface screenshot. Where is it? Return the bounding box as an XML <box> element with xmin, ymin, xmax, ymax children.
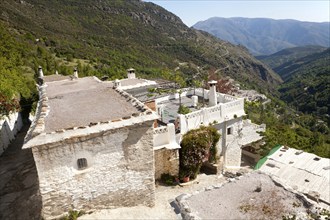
<box><xmin>227</xmin><ymin>127</ymin><xmax>232</xmax><ymax>135</ymax></box>
<box><xmin>77</xmin><ymin>158</ymin><xmax>88</xmax><ymax>170</ymax></box>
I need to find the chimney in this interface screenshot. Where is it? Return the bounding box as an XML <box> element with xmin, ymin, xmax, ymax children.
<box><xmin>73</xmin><ymin>67</ymin><xmax>78</xmax><ymax>78</ymax></box>
<box><xmin>38</xmin><ymin>66</ymin><xmax>44</xmax><ymax>78</ymax></box>
<box><xmin>127</xmin><ymin>68</ymin><xmax>136</xmax><ymax>79</ymax></box>
<box><xmin>208</xmin><ymin>80</ymin><xmax>217</xmax><ymax>106</ymax></box>
<box><xmin>113</xmin><ymin>79</ymin><xmax>121</xmax><ymax>88</ymax></box>
<box><xmin>192</xmin><ymin>95</ymin><xmax>198</xmax><ymax>107</ymax></box>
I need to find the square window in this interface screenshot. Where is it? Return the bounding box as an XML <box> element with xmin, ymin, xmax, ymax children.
<box><xmin>77</xmin><ymin>158</ymin><xmax>88</xmax><ymax>170</ymax></box>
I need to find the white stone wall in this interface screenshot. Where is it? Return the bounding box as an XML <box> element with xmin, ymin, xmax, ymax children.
<box><xmin>214</xmin><ymin>118</ymin><xmax>244</xmax><ymax>169</ymax></box>
<box><xmin>153</xmin><ymin>126</ymin><xmax>169</xmax><ymax>147</ymax></box>
<box><xmin>0</xmin><ymin>112</ymin><xmax>23</xmax><ymax>155</ymax></box>
<box><xmin>32</xmin><ymin>122</ymin><xmax>155</xmax><ymax>219</ymax></box>
<box><xmin>153</xmin><ymin>124</ymin><xmax>180</xmax><ymax>150</ymax></box>
<box><xmin>215</xmin><ymin>118</ymin><xmax>265</xmax><ymax>169</ymax></box>
<box><xmin>178</xmin><ymin>99</ymin><xmax>245</xmax><ymax>135</ymax></box>
<box><xmin>154</xmin><ymin>148</ymin><xmax>179</xmax><ymax>180</ymax></box>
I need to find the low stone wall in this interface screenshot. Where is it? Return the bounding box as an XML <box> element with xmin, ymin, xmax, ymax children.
<box><xmin>0</xmin><ymin>112</ymin><xmax>23</xmax><ymax>155</ymax></box>
<box><xmin>154</xmin><ymin>148</ymin><xmax>179</xmax><ymax>180</ymax></box>
<box><xmin>32</xmin><ymin>122</ymin><xmax>155</xmax><ymax>219</ymax></box>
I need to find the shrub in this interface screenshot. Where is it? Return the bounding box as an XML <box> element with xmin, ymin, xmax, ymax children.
<box><xmin>179</xmin><ymin>126</ymin><xmax>220</xmax><ymax>180</ymax></box>
<box><xmin>178</xmin><ymin>105</ymin><xmax>191</xmax><ymax>115</ymax></box>
<box><xmin>0</xmin><ymin>94</ymin><xmax>20</xmax><ymax>118</ymax></box>
<box><xmin>60</xmin><ymin>210</ymin><xmax>85</xmax><ymax>220</ymax></box>
<box><xmin>160</xmin><ymin>173</ymin><xmax>176</xmax><ymax>186</ymax></box>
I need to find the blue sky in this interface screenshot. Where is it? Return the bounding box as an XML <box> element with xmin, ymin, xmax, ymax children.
<box><xmin>145</xmin><ymin>0</ymin><xmax>330</xmax><ymax>26</ymax></box>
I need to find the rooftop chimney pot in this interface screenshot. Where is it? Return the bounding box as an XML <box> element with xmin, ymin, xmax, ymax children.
<box><xmin>38</xmin><ymin>66</ymin><xmax>44</xmax><ymax>78</ymax></box>
<box><xmin>127</xmin><ymin>68</ymin><xmax>136</xmax><ymax>79</ymax></box>
<box><xmin>73</xmin><ymin>67</ymin><xmax>78</xmax><ymax>78</ymax></box>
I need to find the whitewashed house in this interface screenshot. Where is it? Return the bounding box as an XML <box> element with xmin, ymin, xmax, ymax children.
<box><xmin>23</xmin><ymin>69</ymin><xmax>158</xmax><ymax>219</ymax></box>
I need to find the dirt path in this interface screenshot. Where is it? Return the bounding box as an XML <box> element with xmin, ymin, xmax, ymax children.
<box><xmin>0</xmin><ymin>125</ymin><xmax>42</xmax><ymax>220</ymax></box>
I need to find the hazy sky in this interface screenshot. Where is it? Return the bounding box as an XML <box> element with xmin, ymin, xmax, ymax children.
<box><xmin>146</xmin><ymin>0</ymin><xmax>330</xmax><ymax>26</ymax></box>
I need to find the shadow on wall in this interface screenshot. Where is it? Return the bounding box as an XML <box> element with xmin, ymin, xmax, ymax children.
<box><xmin>0</xmin><ymin>113</ymin><xmax>23</xmax><ymax>155</ymax></box>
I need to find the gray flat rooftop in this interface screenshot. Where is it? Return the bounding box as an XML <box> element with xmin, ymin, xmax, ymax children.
<box><xmin>44</xmin><ymin>77</ymin><xmax>140</xmax><ymax>133</ymax></box>
<box><xmin>158</xmin><ymin>96</ymin><xmax>200</xmax><ymax>124</ymax></box>
<box><xmin>125</xmin><ymin>86</ymin><xmax>168</xmax><ymax>102</ymax></box>
<box><xmin>120</xmin><ymin>78</ymin><xmax>147</xmax><ymax>86</ymax></box>
<box><xmin>43</xmin><ymin>75</ymin><xmax>71</xmax><ymax>82</ymax></box>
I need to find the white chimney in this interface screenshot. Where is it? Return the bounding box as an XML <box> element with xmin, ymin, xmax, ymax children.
<box><xmin>38</xmin><ymin>66</ymin><xmax>44</xmax><ymax>78</ymax></box>
<box><xmin>113</xmin><ymin>79</ymin><xmax>121</xmax><ymax>88</ymax></box>
<box><xmin>192</xmin><ymin>95</ymin><xmax>198</xmax><ymax>107</ymax></box>
<box><xmin>127</xmin><ymin>68</ymin><xmax>136</xmax><ymax>79</ymax></box>
<box><xmin>208</xmin><ymin>80</ymin><xmax>217</xmax><ymax>106</ymax></box>
<box><xmin>73</xmin><ymin>67</ymin><xmax>78</xmax><ymax>78</ymax></box>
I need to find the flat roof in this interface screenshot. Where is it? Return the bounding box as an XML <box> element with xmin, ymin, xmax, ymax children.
<box><xmin>44</xmin><ymin>77</ymin><xmax>141</xmax><ymax>133</ymax></box>
<box><xmin>125</xmin><ymin>86</ymin><xmax>168</xmax><ymax>102</ymax></box>
<box><xmin>43</xmin><ymin>75</ymin><xmax>71</xmax><ymax>82</ymax></box>
<box><xmin>120</xmin><ymin>78</ymin><xmax>149</xmax><ymax>87</ymax></box>
<box><xmin>158</xmin><ymin>96</ymin><xmax>199</xmax><ymax>124</ymax></box>
<box><xmin>259</xmin><ymin>146</ymin><xmax>330</xmax><ymax>204</ymax></box>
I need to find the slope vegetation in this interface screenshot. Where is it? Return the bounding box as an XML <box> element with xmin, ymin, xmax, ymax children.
<box><xmin>257</xmin><ymin>45</ymin><xmax>328</xmax><ymax>69</ymax></box>
<box><xmin>0</xmin><ymin>0</ymin><xmax>281</xmax><ymax>94</ymax></box>
<box><xmin>277</xmin><ymin>49</ymin><xmax>330</xmax><ymax>121</ymax></box>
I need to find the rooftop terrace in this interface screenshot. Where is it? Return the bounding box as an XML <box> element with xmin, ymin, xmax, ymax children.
<box><xmin>157</xmin><ymin>95</ymin><xmax>200</xmax><ymax>124</ymax></box>
<box><xmin>42</xmin><ymin>75</ymin><xmax>71</xmax><ymax>83</ymax></box>
<box><xmin>44</xmin><ymin>77</ymin><xmax>141</xmax><ymax>133</ymax></box>
<box><xmin>23</xmin><ymin>75</ymin><xmax>159</xmax><ymax>148</ymax></box>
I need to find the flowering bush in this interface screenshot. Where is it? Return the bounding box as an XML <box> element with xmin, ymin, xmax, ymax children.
<box><xmin>0</xmin><ymin>94</ymin><xmax>20</xmax><ymax>118</ymax></box>
<box><xmin>179</xmin><ymin>126</ymin><xmax>220</xmax><ymax>179</ymax></box>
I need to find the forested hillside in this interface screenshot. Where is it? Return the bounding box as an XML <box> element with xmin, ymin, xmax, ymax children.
<box><xmin>259</xmin><ymin>46</ymin><xmax>329</xmax><ymax>121</ymax></box>
<box><xmin>0</xmin><ymin>0</ymin><xmax>281</xmax><ymax>94</ymax></box>
<box><xmin>257</xmin><ymin>45</ymin><xmax>327</xmax><ymax>69</ymax></box>
<box><xmin>0</xmin><ymin>24</ymin><xmax>35</xmax><ymax>116</ymax></box>
<box><xmin>193</xmin><ymin>17</ymin><xmax>330</xmax><ymax>55</ymax></box>
<box><xmin>277</xmin><ymin>49</ymin><xmax>330</xmax><ymax>122</ymax></box>
<box><xmin>253</xmin><ymin>46</ymin><xmax>330</xmax><ymax>158</ymax></box>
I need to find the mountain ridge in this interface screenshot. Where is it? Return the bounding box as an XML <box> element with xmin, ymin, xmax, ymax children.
<box><xmin>193</xmin><ymin>17</ymin><xmax>330</xmax><ymax>55</ymax></box>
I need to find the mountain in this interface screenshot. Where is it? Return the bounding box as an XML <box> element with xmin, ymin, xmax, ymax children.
<box><xmin>0</xmin><ymin>0</ymin><xmax>281</xmax><ymax>94</ymax></box>
<box><xmin>257</xmin><ymin>45</ymin><xmax>328</xmax><ymax>70</ymax></box>
<box><xmin>276</xmin><ymin>49</ymin><xmax>330</xmax><ymax>121</ymax></box>
<box><xmin>193</xmin><ymin>17</ymin><xmax>330</xmax><ymax>55</ymax></box>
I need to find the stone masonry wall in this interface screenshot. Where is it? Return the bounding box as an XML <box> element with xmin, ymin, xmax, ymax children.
<box><xmin>32</xmin><ymin>121</ymin><xmax>155</xmax><ymax>219</ymax></box>
<box><xmin>154</xmin><ymin>148</ymin><xmax>179</xmax><ymax>180</ymax></box>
